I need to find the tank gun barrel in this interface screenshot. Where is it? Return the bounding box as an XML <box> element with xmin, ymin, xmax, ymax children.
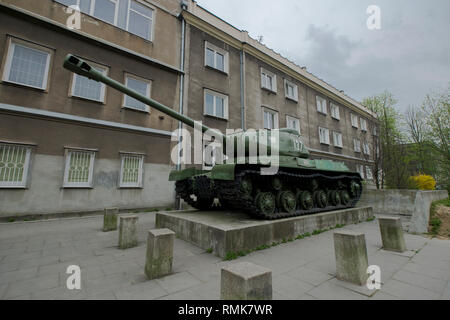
<box><xmin>63</xmin><ymin>54</ymin><xmax>224</xmax><ymax>140</ymax></box>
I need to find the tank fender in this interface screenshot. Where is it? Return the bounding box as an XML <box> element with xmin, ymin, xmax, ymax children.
<box><xmin>210</xmin><ymin>164</ymin><xmax>236</xmax><ymax>181</ymax></box>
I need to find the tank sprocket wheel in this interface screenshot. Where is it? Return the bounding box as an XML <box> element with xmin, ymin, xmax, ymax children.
<box><xmin>298</xmin><ymin>191</ymin><xmax>314</xmax><ymax>210</ymax></box>
<box><xmin>340</xmin><ymin>190</ymin><xmax>351</xmax><ymax>206</ymax></box>
<box><xmin>314</xmin><ymin>190</ymin><xmax>328</xmax><ymax>208</ymax></box>
<box><xmin>276</xmin><ymin>191</ymin><xmax>297</xmax><ymax>213</ymax></box>
<box><xmin>255</xmin><ymin>192</ymin><xmax>276</xmax><ymax>216</ymax></box>
<box><xmin>240</xmin><ymin>176</ymin><xmax>253</xmax><ymax>195</ymax></box>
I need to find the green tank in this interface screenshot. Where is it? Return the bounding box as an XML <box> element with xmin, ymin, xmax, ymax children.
<box><xmin>63</xmin><ymin>54</ymin><xmax>363</xmax><ymax>220</ymax></box>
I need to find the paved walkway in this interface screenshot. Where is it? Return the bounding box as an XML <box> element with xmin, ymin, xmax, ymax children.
<box><xmin>0</xmin><ymin>212</ymin><xmax>449</xmax><ymax>300</ymax></box>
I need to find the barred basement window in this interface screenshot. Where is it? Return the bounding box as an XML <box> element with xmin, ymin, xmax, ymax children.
<box><xmin>120</xmin><ymin>154</ymin><xmax>144</xmax><ymax>188</ymax></box>
<box><xmin>0</xmin><ymin>144</ymin><xmax>32</xmax><ymax>188</ymax></box>
<box><xmin>63</xmin><ymin>149</ymin><xmax>96</xmax><ymax>188</ymax></box>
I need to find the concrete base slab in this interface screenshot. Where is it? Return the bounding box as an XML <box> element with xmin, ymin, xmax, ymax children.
<box><xmin>155</xmin><ymin>207</ymin><xmax>374</xmax><ymax>259</ymax></box>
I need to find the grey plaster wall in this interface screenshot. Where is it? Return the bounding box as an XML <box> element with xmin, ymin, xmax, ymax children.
<box><xmin>0</xmin><ymin>154</ymin><xmax>175</xmax><ymax>217</ymax></box>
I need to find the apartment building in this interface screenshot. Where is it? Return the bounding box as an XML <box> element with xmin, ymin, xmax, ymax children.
<box><xmin>182</xmin><ymin>1</ymin><xmax>379</xmax><ymax>179</ymax></box>
<box><xmin>0</xmin><ymin>0</ymin><xmax>378</xmax><ymax>217</ymax></box>
<box><xmin>0</xmin><ymin>0</ymin><xmax>184</xmax><ymax>216</ymax></box>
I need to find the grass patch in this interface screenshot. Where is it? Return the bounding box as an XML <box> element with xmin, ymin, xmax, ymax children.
<box><xmin>206</xmin><ymin>248</ymin><xmax>213</xmax><ymax>254</ymax></box>
<box><xmin>366</xmin><ymin>217</ymin><xmax>376</xmax><ymax>222</ymax></box>
<box><xmin>7</xmin><ymin>218</ymin><xmax>15</xmax><ymax>223</ymax></box>
<box><xmin>429</xmin><ymin>197</ymin><xmax>449</xmax><ymax>237</ymax></box>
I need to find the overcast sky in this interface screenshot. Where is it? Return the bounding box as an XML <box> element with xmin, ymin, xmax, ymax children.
<box><xmin>195</xmin><ymin>0</ymin><xmax>450</xmax><ymax>112</ymax></box>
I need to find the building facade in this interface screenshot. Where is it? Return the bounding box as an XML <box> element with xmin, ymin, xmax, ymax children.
<box><xmin>0</xmin><ymin>0</ymin><xmax>184</xmax><ymax>216</ymax></box>
<box><xmin>0</xmin><ymin>0</ymin><xmax>379</xmax><ymax>218</ymax></box>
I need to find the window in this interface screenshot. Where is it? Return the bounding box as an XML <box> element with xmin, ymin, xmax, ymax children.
<box><xmin>123</xmin><ymin>74</ymin><xmax>151</xmax><ymax>112</ymax></box>
<box><xmin>71</xmin><ymin>61</ymin><xmax>108</xmax><ymax>102</ymax></box>
<box><xmin>2</xmin><ymin>39</ymin><xmax>51</xmax><ymax>90</ymax></box>
<box><xmin>373</xmin><ymin>126</ymin><xmax>378</xmax><ymax>136</ymax></box>
<box><xmin>366</xmin><ymin>166</ymin><xmax>373</xmax><ymax>180</ymax></box>
<box><xmin>316</xmin><ymin>96</ymin><xmax>327</xmax><ymax>114</ymax></box>
<box><xmin>284</xmin><ymin>80</ymin><xmax>298</xmax><ymax>102</ymax></box>
<box><xmin>330</xmin><ymin>103</ymin><xmax>340</xmax><ymax>120</ymax></box>
<box><xmin>56</xmin><ymin>0</ymin><xmax>154</xmax><ymax>41</ymax></box>
<box><xmin>93</xmin><ymin>0</ymin><xmax>118</xmax><ymax>25</ymax></box>
<box><xmin>261</xmin><ymin>68</ymin><xmax>277</xmax><ymax>93</ymax></box>
<box><xmin>356</xmin><ymin>164</ymin><xmax>365</xmax><ymax>178</ymax></box>
<box><xmin>204</xmin><ymin>89</ymin><xmax>229</xmax><ymax>119</ymax></box>
<box><xmin>351</xmin><ymin>114</ymin><xmax>359</xmax><ymax>128</ymax></box>
<box><xmin>363</xmin><ymin>142</ymin><xmax>371</xmax><ymax>156</ymax></box>
<box><xmin>353</xmin><ymin>138</ymin><xmax>361</xmax><ymax>152</ymax></box>
<box><xmin>361</xmin><ymin>118</ymin><xmax>368</xmax><ymax>132</ymax></box>
<box><xmin>286</xmin><ymin>116</ymin><xmax>300</xmax><ymax>134</ymax></box>
<box><xmin>63</xmin><ymin>149</ymin><xmax>96</xmax><ymax>188</ymax></box>
<box><xmin>319</xmin><ymin>127</ymin><xmax>330</xmax><ymax>145</ymax></box>
<box><xmin>127</xmin><ymin>0</ymin><xmax>154</xmax><ymax>41</ymax></box>
<box><xmin>0</xmin><ymin>144</ymin><xmax>32</xmax><ymax>188</ymax></box>
<box><xmin>333</xmin><ymin>132</ymin><xmax>343</xmax><ymax>148</ymax></box>
<box><xmin>120</xmin><ymin>153</ymin><xmax>144</xmax><ymax>188</ymax></box>
<box><xmin>262</xmin><ymin>108</ymin><xmax>279</xmax><ymax>129</ymax></box>
<box><xmin>205</xmin><ymin>42</ymin><xmax>228</xmax><ymax>73</ymax></box>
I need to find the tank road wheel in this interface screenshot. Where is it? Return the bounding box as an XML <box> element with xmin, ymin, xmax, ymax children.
<box><xmin>314</xmin><ymin>190</ymin><xmax>328</xmax><ymax>208</ymax></box>
<box><xmin>350</xmin><ymin>180</ymin><xmax>362</xmax><ymax>197</ymax></box>
<box><xmin>298</xmin><ymin>191</ymin><xmax>314</xmax><ymax>210</ymax></box>
<box><xmin>277</xmin><ymin>191</ymin><xmax>297</xmax><ymax>213</ymax></box>
<box><xmin>255</xmin><ymin>192</ymin><xmax>276</xmax><ymax>216</ymax></box>
<box><xmin>340</xmin><ymin>190</ymin><xmax>351</xmax><ymax>206</ymax></box>
<box><xmin>240</xmin><ymin>176</ymin><xmax>253</xmax><ymax>195</ymax></box>
<box><xmin>271</xmin><ymin>177</ymin><xmax>283</xmax><ymax>191</ymax></box>
<box><xmin>329</xmin><ymin>190</ymin><xmax>341</xmax><ymax>206</ymax></box>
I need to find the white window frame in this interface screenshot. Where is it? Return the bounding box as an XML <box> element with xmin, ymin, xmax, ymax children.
<box><xmin>2</xmin><ymin>38</ymin><xmax>52</xmax><ymax>91</ymax></box>
<box><xmin>330</xmin><ymin>103</ymin><xmax>340</xmax><ymax>120</ymax></box>
<box><xmin>0</xmin><ymin>144</ymin><xmax>32</xmax><ymax>188</ymax></box>
<box><xmin>70</xmin><ymin>60</ymin><xmax>108</xmax><ymax>103</ymax></box>
<box><xmin>316</xmin><ymin>96</ymin><xmax>327</xmax><ymax>115</ymax></box>
<box><xmin>261</xmin><ymin>68</ymin><xmax>277</xmax><ymax>93</ymax></box>
<box><xmin>90</xmin><ymin>0</ymin><xmax>119</xmax><ymax>25</ymax></box>
<box><xmin>262</xmin><ymin>107</ymin><xmax>279</xmax><ymax>129</ymax></box>
<box><xmin>123</xmin><ymin>73</ymin><xmax>152</xmax><ymax>113</ymax></box>
<box><xmin>356</xmin><ymin>164</ymin><xmax>365</xmax><ymax>178</ymax></box>
<box><xmin>284</xmin><ymin>79</ymin><xmax>298</xmax><ymax>102</ymax></box>
<box><xmin>203</xmin><ymin>89</ymin><xmax>229</xmax><ymax>120</ymax></box>
<box><xmin>373</xmin><ymin>126</ymin><xmax>378</xmax><ymax>136</ymax></box>
<box><xmin>119</xmin><ymin>153</ymin><xmax>145</xmax><ymax>188</ymax></box>
<box><xmin>63</xmin><ymin>148</ymin><xmax>96</xmax><ymax>188</ymax></box>
<box><xmin>333</xmin><ymin>131</ymin><xmax>343</xmax><ymax>148</ymax></box>
<box><xmin>318</xmin><ymin>127</ymin><xmax>330</xmax><ymax>145</ymax></box>
<box><xmin>366</xmin><ymin>166</ymin><xmax>373</xmax><ymax>180</ymax></box>
<box><xmin>204</xmin><ymin>41</ymin><xmax>229</xmax><ymax>74</ymax></box>
<box><xmin>363</xmin><ymin>141</ymin><xmax>371</xmax><ymax>156</ymax></box>
<box><xmin>351</xmin><ymin>113</ymin><xmax>359</xmax><ymax>128</ymax></box>
<box><xmin>353</xmin><ymin>138</ymin><xmax>361</xmax><ymax>153</ymax></box>
<box><xmin>286</xmin><ymin>115</ymin><xmax>301</xmax><ymax>134</ymax></box>
<box><xmin>361</xmin><ymin>118</ymin><xmax>368</xmax><ymax>132</ymax></box>
<box><xmin>126</xmin><ymin>0</ymin><xmax>155</xmax><ymax>42</ymax></box>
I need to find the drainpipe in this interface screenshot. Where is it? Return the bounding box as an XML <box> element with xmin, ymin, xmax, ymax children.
<box><xmin>240</xmin><ymin>50</ymin><xmax>246</xmax><ymax>130</ymax></box>
<box><xmin>175</xmin><ymin>2</ymin><xmax>187</xmax><ymax>210</ymax></box>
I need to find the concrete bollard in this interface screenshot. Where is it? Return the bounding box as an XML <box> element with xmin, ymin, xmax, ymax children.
<box><xmin>334</xmin><ymin>231</ymin><xmax>369</xmax><ymax>286</ymax></box>
<box><xmin>378</xmin><ymin>216</ymin><xmax>406</xmax><ymax>252</ymax></box>
<box><xmin>221</xmin><ymin>262</ymin><xmax>272</xmax><ymax>300</ymax></box>
<box><xmin>145</xmin><ymin>229</ymin><xmax>175</xmax><ymax>280</ymax></box>
<box><xmin>118</xmin><ymin>216</ymin><xmax>139</xmax><ymax>249</ymax></box>
<box><xmin>103</xmin><ymin>208</ymin><xmax>119</xmax><ymax>232</ymax></box>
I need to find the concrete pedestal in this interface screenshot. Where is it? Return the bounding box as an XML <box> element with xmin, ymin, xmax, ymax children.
<box><xmin>145</xmin><ymin>229</ymin><xmax>175</xmax><ymax>280</ymax></box>
<box><xmin>378</xmin><ymin>216</ymin><xmax>406</xmax><ymax>252</ymax></box>
<box><xmin>156</xmin><ymin>207</ymin><xmax>373</xmax><ymax>259</ymax></box>
<box><xmin>334</xmin><ymin>231</ymin><xmax>369</xmax><ymax>286</ymax></box>
<box><xmin>118</xmin><ymin>216</ymin><xmax>139</xmax><ymax>249</ymax></box>
<box><xmin>103</xmin><ymin>208</ymin><xmax>118</xmax><ymax>232</ymax></box>
<box><xmin>221</xmin><ymin>262</ymin><xmax>272</xmax><ymax>300</ymax></box>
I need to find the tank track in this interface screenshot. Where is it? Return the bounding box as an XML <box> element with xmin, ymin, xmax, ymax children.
<box><xmin>176</xmin><ymin>169</ymin><xmax>362</xmax><ymax>220</ymax></box>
